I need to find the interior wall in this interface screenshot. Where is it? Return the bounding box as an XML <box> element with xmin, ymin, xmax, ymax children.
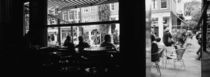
<box><xmin>0</xmin><ymin>0</ymin><xmax>24</xmax><ymax>49</ymax></box>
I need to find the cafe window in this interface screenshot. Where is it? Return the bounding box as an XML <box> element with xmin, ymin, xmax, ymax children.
<box><xmin>47</xmin><ymin>0</ymin><xmax>119</xmax><ymax>49</ymax></box>
<box><xmin>161</xmin><ymin>0</ymin><xmax>167</xmax><ymax>8</ymax></box>
<box><xmin>63</xmin><ymin>11</ymin><xmax>68</xmax><ymax>21</ymax></box>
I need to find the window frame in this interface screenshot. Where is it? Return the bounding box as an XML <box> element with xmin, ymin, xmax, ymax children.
<box><xmin>160</xmin><ymin>0</ymin><xmax>167</xmax><ymax>9</ymax></box>
<box><xmin>152</xmin><ymin>0</ymin><xmax>158</xmax><ymax>10</ymax></box>
<box><xmin>47</xmin><ymin>2</ymin><xmax>120</xmax><ymax>47</ymax></box>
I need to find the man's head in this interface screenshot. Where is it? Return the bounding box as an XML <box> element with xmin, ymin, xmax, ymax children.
<box><xmin>66</xmin><ymin>35</ymin><xmax>71</xmax><ymax>41</ymax></box>
<box><xmin>104</xmin><ymin>35</ymin><xmax>111</xmax><ymax>42</ymax></box>
<box><xmin>156</xmin><ymin>37</ymin><xmax>161</xmax><ymax>42</ymax></box>
<box><xmin>78</xmin><ymin>36</ymin><xmax>83</xmax><ymax>42</ymax></box>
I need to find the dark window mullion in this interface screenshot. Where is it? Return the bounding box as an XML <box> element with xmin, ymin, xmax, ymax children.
<box><xmin>47</xmin><ymin>20</ymin><xmax>119</xmax><ymax>27</ymax></box>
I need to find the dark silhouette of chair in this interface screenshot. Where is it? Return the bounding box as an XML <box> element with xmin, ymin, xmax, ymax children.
<box><xmin>151</xmin><ymin>52</ymin><xmax>161</xmax><ymax>76</ymax></box>
<box><xmin>174</xmin><ymin>48</ymin><xmax>186</xmax><ymax>69</ymax></box>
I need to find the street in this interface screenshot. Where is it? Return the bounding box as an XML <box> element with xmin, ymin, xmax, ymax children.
<box><xmin>151</xmin><ymin>36</ymin><xmax>201</xmax><ymax>77</ymax></box>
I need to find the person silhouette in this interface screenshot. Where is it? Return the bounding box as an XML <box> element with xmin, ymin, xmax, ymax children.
<box><xmin>63</xmin><ymin>35</ymin><xmax>75</xmax><ymax>52</ymax></box>
<box><xmin>151</xmin><ymin>34</ymin><xmax>160</xmax><ymax>62</ymax></box>
<box><xmin>76</xmin><ymin>36</ymin><xmax>90</xmax><ymax>52</ymax></box>
<box><xmin>100</xmin><ymin>35</ymin><xmax>117</xmax><ymax>51</ymax></box>
<box><xmin>163</xmin><ymin>27</ymin><xmax>174</xmax><ymax>46</ymax></box>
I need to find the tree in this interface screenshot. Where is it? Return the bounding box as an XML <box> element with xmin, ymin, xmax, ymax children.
<box><xmin>191</xmin><ymin>9</ymin><xmax>201</xmax><ymax>22</ymax></box>
<box><xmin>185</xmin><ymin>20</ymin><xmax>197</xmax><ymax>29</ymax></box>
<box><xmin>184</xmin><ymin>1</ymin><xmax>201</xmax><ymax>17</ymax></box>
<box><xmin>184</xmin><ymin>1</ymin><xmax>201</xmax><ymax>30</ymax></box>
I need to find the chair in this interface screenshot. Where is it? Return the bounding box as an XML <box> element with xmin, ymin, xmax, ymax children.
<box><xmin>151</xmin><ymin>52</ymin><xmax>161</xmax><ymax>76</ymax></box>
<box><xmin>163</xmin><ymin>46</ymin><xmax>176</xmax><ymax>69</ymax></box>
<box><xmin>164</xmin><ymin>45</ymin><xmax>186</xmax><ymax>70</ymax></box>
<box><xmin>174</xmin><ymin>48</ymin><xmax>186</xmax><ymax>69</ymax></box>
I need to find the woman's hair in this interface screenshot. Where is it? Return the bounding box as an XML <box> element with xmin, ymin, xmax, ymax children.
<box><xmin>78</xmin><ymin>36</ymin><xmax>83</xmax><ymax>42</ymax></box>
<box><xmin>156</xmin><ymin>37</ymin><xmax>161</xmax><ymax>42</ymax></box>
<box><xmin>151</xmin><ymin>34</ymin><xmax>155</xmax><ymax>42</ymax></box>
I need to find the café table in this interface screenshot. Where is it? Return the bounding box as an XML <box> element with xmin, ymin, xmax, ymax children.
<box><xmin>84</xmin><ymin>47</ymin><xmax>119</xmax><ymax>53</ymax></box>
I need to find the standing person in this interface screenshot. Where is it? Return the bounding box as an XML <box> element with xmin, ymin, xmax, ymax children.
<box><xmin>163</xmin><ymin>28</ymin><xmax>174</xmax><ymax>47</ymax></box>
<box><xmin>76</xmin><ymin>36</ymin><xmax>90</xmax><ymax>52</ymax></box>
<box><xmin>196</xmin><ymin>32</ymin><xmax>202</xmax><ymax>60</ymax></box>
<box><xmin>151</xmin><ymin>34</ymin><xmax>161</xmax><ymax>63</ymax></box>
<box><xmin>163</xmin><ymin>27</ymin><xmax>177</xmax><ymax>58</ymax></box>
<box><xmin>63</xmin><ymin>35</ymin><xmax>75</xmax><ymax>52</ymax></box>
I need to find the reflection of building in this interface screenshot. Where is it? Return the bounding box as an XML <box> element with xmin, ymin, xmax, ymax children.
<box><xmin>81</xmin><ymin>6</ymin><xmax>101</xmax><ymax>46</ymax></box>
<box><xmin>110</xmin><ymin>2</ymin><xmax>119</xmax><ymax>21</ymax></box>
<box><xmin>81</xmin><ymin>6</ymin><xmax>99</xmax><ymax>22</ymax></box>
<box><xmin>151</xmin><ymin>0</ymin><xmax>177</xmax><ymax>40</ymax></box>
<box><xmin>176</xmin><ymin>0</ymin><xmax>185</xmax><ymax>15</ymax></box>
<box><xmin>109</xmin><ymin>2</ymin><xmax>119</xmax><ymax>43</ymax></box>
<box><xmin>61</xmin><ymin>8</ymin><xmax>80</xmax><ymax>23</ymax></box>
<box><xmin>48</xmin><ymin>6</ymin><xmax>59</xmax><ymax>25</ymax></box>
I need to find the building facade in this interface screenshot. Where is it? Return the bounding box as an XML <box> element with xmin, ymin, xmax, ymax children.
<box><xmin>151</xmin><ymin>0</ymin><xmax>177</xmax><ymax>40</ymax></box>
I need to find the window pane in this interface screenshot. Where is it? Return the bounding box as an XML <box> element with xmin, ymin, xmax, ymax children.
<box><xmin>47</xmin><ymin>27</ymin><xmax>59</xmax><ymax>47</ymax></box>
<box><xmin>161</xmin><ymin>0</ymin><xmax>167</xmax><ymax>8</ymax></box>
<box><xmin>47</xmin><ymin>2</ymin><xmax>119</xmax><ymax>25</ymax></box>
<box><xmin>47</xmin><ymin>24</ymin><xmax>120</xmax><ymax>50</ymax></box>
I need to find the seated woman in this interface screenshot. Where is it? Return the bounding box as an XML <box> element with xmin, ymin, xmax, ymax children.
<box><xmin>100</xmin><ymin>35</ymin><xmax>117</xmax><ymax>51</ymax></box>
<box><xmin>151</xmin><ymin>35</ymin><xmax>161</xmax><ymax>62</ymax></box>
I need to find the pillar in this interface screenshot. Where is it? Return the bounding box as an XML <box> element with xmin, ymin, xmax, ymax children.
<box><xmin>0</xmin><ymin>0</ymin><xmax>24</xmax><ymax>47</ymax></box>
<box><xmin>146</xmin><ymin>0</ymin><xmax>151</xmax><ymax>77</ymax></box>
<box><xmin>30</xmin><ymin>0</ymin><xmax>47</xmax><ymax>47</ymax></box>
<box><xmin>169</xmin><ymin>16</ymin><xmax>173</xmax><ymax>33</ymax></box>
<box><xmin>158</xmin><ymin>17</ymin><xmax>163</xmax><ymax>40</ymax></box>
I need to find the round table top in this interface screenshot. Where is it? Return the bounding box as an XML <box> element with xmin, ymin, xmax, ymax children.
<box><xmin>84</xmin><ymin>47</ymin><xmax>106</xmax><ymax>51</ymax></box>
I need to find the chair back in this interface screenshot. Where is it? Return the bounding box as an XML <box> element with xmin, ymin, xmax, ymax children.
<box><xmin>176</xmin><ymin>48</ymin><xmax>186</xmax><ymax>60</ymax></box>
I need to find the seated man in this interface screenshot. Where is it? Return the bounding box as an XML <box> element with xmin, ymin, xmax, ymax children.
<box><xmin>63</xmin><ymin>35</ymin><xmax>75</xmax><ymax>52</ymax></box>
<box><xmin>76</xmin><ymin>36</ymin><xmax>90</xmax><ymax>52</ymax></box>
<box><xmin>100</xmin><ymin>35</ymin><xmax>117</xmax><ymax>51</ymax></box>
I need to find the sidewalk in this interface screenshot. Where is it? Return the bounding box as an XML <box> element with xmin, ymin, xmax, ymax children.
<box><xmin>201</xmin><ymin>51</ymin><xmax>210</xmax><ymax>77</ymax></box>
<box><xmin>151</xmin><ymin>37</ymin><xmax>201</xmax><ymax>77</ymax></box>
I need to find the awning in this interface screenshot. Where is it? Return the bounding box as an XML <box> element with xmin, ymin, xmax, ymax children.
<box><xmin>48</xmin><ymin>0</ymin><xmax>119</xmax><ymax>10</ymax></box>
